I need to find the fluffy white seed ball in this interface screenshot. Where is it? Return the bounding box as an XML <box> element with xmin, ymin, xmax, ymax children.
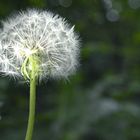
<box><xmin>0</xmin><ymin>9</ymin><xmax>80</xmax><ymax>80</ymax></box>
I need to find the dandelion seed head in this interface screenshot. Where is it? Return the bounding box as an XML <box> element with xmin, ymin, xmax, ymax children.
<box><xmin>0</xmin><ymin>9</ymin><xmax>80</xmax><ymax>80</ymax></box>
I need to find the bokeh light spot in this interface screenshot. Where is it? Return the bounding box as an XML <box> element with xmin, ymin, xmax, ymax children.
<box><xmin>59</xmin><ymin>0</ymin><xmax>72</xmax><ymax>7</ymax></box>
<box><xmin>103</xmin><ymin>0</ymin><xmax>112</xmax><ymax>9</ymax></box>
<box><xmin>106</xmin><ymin>9</ymin><xmax>119</xmax><ymax>22</ymax></box>
<box><xmin>128</xmin><ymin>0</ymin><xmax>140</xmax><ymax>9</ymax></box>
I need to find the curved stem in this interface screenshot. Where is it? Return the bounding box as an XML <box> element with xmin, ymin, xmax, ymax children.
<box><xmin>25</xmin><ymin>60</ymin><xmax>36</xmax><ymax>140</ymax></box>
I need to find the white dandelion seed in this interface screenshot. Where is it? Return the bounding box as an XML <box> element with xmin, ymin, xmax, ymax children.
<box><xmin>0</xmin><ymin>9</ymin><xmax>80</xmax><ymax>80</ymax></box>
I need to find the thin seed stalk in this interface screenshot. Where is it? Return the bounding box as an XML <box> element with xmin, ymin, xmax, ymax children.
<box><xmin>25</xmin><ymin>56</ymin><xmax>37</xmax><ymax>140</ymax></box>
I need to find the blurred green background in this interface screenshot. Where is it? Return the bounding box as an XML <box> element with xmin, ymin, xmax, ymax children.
<box><xmin>0</xmin><ymin>0</ymin><xmax>140</xmax><ymax>140</ymax></box>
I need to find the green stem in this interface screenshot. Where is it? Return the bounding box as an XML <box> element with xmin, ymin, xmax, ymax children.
<box><xmin>25</xmin><ymin>60</ymin><xmax>36</xmax><ymax>140</ymax></box>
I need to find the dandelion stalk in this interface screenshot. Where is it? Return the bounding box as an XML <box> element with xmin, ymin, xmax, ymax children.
<box><xmin>25</xmin><ymin>56</ymin><xmax>37</xmax><ymax>140</ymax></box>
